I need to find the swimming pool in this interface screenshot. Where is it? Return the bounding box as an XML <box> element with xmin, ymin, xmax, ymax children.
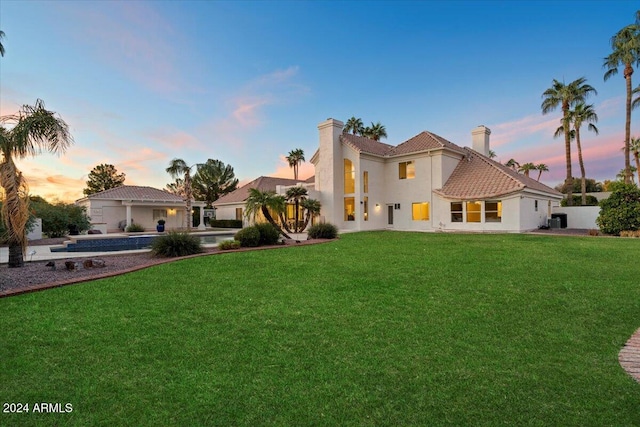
<box><xmin>50</xmin><ymin>231</ymin><xmax>237</xmax><ymax>252</ymax></box>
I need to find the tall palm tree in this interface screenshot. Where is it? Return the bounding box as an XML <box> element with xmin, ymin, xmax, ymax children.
<box><xmin>604</xmin><ymin>11</ymin><xmax>640</xmax><ymax>184</ymax></box>
<box><xmin>535</xmin><ymin>163</ymin><xmax>549</xmax><ymax>181</ymax></box>
<box><xmin>0</xmin><ymin>30</ymin><xmax>5</xmax><ymax>57</ymax></box>
<box><xmin>518</xmin><ymin>162</ymin><xmax>537</xmax><ymax>177</ymax></box>
<box><xmin>364</xmin><ymin>121</ymin><xmax>387</xmax><ymax>141</ymax></box>
<box><xmin>285</xmin><ymin>148</ymin><xmax>305</xmax><ymax>180</ymax></box>
<box><xmin>285</xmin><ymin>186</ymin><xmax>308</xmax><ymax>233</ymax></box>
<box><xmin>488</xmin><ymin>149</ymin><xmax>497</xmax><ymax>159</ymax></box>
<box><xmin>244</xmin><ymin>188</ymin><xmax>290</xmax><ymax>238</ymax></box>
<box><xmin>630</xmin><ymin>136</ymin><xmax>640</xmax><ymax>184</ymax></box>
<box><xmin>0</xmin><ymin>99</ymin><xmax>73</xmax><ymax>267</ymax></box>
<box><xmin>343</xmin><ymin>116</ymin><xmax>364</xmax><ymax>135</ymax></box>
<box><xmin>541</xmin><ymin>77</ymin><xmax>597</xmax><ymax>206</ymax></box>
<box><xmin>166</xmin><ymin>159</ymin><xmax>196</xmax><ymax>231</ymax></box>
<box><xmin>570</xmin><ymin>103</ymin><xmax>599</xmax><ymax>205</ymax></box>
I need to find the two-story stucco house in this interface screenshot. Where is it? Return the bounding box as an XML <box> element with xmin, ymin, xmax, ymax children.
<box><xmin>309</xmin><ymin>118</ymin><xmax>562</xmax><ymax>232</ymax></box>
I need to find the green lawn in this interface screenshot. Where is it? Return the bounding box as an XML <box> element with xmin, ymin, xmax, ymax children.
<box><xmin>1</xmin><ymin>231</ymin><xmax>639</xmax><ymax>426</ymax></box>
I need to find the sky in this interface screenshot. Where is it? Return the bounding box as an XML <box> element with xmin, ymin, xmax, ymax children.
<box><xmin>0</xmin><ymin>0</ymin><xmax>638</xmax><ymax>203</ymax></box>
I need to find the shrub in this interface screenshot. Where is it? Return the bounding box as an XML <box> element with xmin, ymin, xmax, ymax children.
<box><xmin>151</xmin><ymin>231</ymin><xmax>203</xmax><ymax>257</ymax></box>
<box><xmin>208</xmin><ymin>219</ymin><xmax>243</xmax><ymax>228</ymax></box>
<box><xmin>126</xmin><ymin>223</ymin><xmax>146</xmax><ymax>232</ymax></box>
<box><xmin>596</xmin><ymin>183</ymin><xmax>640</xmax><ymax>235</ymax></box>
<box><xmin>619</xmin><ymin>230</ymin><xmax>640</xmax><ymax>238</ymax></box>
<box><xmin>234</xmin><ymin>226</ymin><xmax>260</xmax><ymax>247</ymax></box>
<box><xmin>218</xmin><ymin>240</ymin><xmax>241</xmax><ymax>250</ymax></box>
<box><xmin>255</xmin><ymin>222</ymin><xmax>280</xmax><ymax>245</ymax></box>
<box><xmin>30</xmin><ymin>200</ymin><xmax>91</xmax><ymax>238</ymax></box>
<box><xmin>307</xmin><ymin>222</ymin><xmax>338</xmax><ymax>239</ymax></box>
<box><xmin>560</xmin><ymin>195</ymin><xmax>599</xmax><ymax>207</ymax></box>
<box><xmin>588</xmin><ymin>229</ymin><xmax>600</xmax><ymax>236</ymax></box>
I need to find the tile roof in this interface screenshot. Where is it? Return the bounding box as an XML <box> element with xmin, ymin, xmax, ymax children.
<box><xmin>340</xmin><ymin>131</ymin><xmax>465</xmax><ymax>157</ymax></box>
<box><xmin>434</xmin><ymin>148</ymin><xmax>563</xmax><ymax>200</ymax></box>
<box><xmin>80</xmin><ymin>185</ymin><xmax>185</xmax><ymax>202</ymax></box>
<box><xmin>213</xmin><ymin>176</ymin><xmax>313</xmax><ymax>205</ymax></box>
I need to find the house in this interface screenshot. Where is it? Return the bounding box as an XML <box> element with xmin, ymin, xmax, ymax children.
<box><xmin>76</xmin><ymin>185</ymin><xmax>206</xmax><ymax>233</ymax></box>
<box><xmin>310</xmin><ymin>118</ymin><xmax>563</xmax><ymax>232</ymax></box>
<box><xmin>214</xmin><ymin>176</ymin><xmax>316</xmax><ymax>226</ymax></box>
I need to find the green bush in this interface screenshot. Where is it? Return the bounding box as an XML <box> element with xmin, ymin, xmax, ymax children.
<box><xmin>30</xmin><ymin>200</ymin><xmax>91</xmax><ymax>238</ymax></box>
<box><xmin>234</xmin><ymin>226</ymin><xmax>260</xmax><ymax>247</ymax></box>
<box><xmin>307</xmin><ymin>222</ymin><xmax>338</xmax><ymax>239</ymax></box>
<box><xmin>208</xmin><ymin>219</ymin><xmax>243</xmax><ymax>228</ymax></box>
<box><xmin>255</xmin><ymin>222</ymin><xmax>280</xmax><ymax>245</ymax></box>
<box><xmin>126</xmin><ymin>223</ymin><xmax>146</xmax><ymax>232</ymax></box>
<box><xmin>596</xmin><ymin>183</ymin><xmax>640</xmax><ymax>235</ymax></box>
<box><xmin>560</xmin><ymin>195</ymin><xmax>599</xmax><ymax>207</ymax></box>
<box><xmin>218</xmin><ymin>240</ymin><xmax>241</xmax><ymax>250</ymax></box>
<box><xmin>151</xmin><ymin>231</ymin><xmax>203</xmax><ymax>257</ymax></box>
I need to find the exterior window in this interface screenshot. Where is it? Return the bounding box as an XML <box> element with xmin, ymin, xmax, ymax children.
<box><xmin>451</xmin><ymin>202</ymin><xmax>463</xmax><ymax>222</ymax></box>
<box><xmin>364</xmin><ymin>196</ymin><xmax>369</xmax><ymax>221</ymax></box>
<box><xmin>485</xmin><ymin>201</ymin><xmax>502</xmax><ymax>222</ymax></box>
<box><xmin>235</xmin><ymin>208</ymin><xmax>243</xmax><ymax>221</ymax></box>
<box><xmin>399</xmin><ymin>161</ymin><xmax>415</xmax><ymax>179</ymax></box>
<box><xmin>535</xmin><ymin>200</ymin><xmax>538</xmax><ymax>212</ymax></box>
<box><xmin>412</xmin><ymin>202</ymin><xmax>429</xmax><ymax>221</ymax></box>
<box><xmin>153</xmin><ymin>209</ymin><xmax>167</xmax><ymax>220</ymax></box>
<box><xmin>363</xmin><ymin>171</ymin><xmax>369</xmax><ymax>193</ymax></box>
<box><xmin>344</xmin><ymin>159</ymin><xmax>355</xmax><ymax>193</ymax></box>
<box><xmin>344</xmin><ymin>197</ymin><xmax>355</xmax><ymax>221</ymax></box>
<box><xmin>466</xmin><ymin>201</ymin><xmax>482</xmax><ymax>222</ymax></box>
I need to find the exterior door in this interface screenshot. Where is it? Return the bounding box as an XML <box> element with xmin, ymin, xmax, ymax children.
<box><xmin>388</xmin><ymin>205</ymin><xmax>394</xmax><ymax>225</ymax></box>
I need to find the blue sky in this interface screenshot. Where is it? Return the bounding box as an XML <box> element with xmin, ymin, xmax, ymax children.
<box><xmin>0</xmin><ymin>1</ymin><xmax>638</xmax><ymax>202</ymax></box>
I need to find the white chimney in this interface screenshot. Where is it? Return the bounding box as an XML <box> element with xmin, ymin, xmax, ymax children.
<box><xmin>471</xmin><ymin>125</ymin><xmax>491</xmax><ymax>157</ymax></box>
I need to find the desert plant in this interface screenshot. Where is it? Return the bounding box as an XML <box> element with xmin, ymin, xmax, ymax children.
<box><xmin>218</xmin><ymin>240</ymin><xmax>241</xmax><ymax>250</ymax></box>
<box><xmin>255</xmin><ymin>222</ymin><xmax>280</xmax><ymax>246</ymax></box>
<box><xmin>307</xmin><ymin>222</ymin><xmax>338</xmax><ymax>239</ymax></box>
<box><xmin>151</xmin><ymin>231</ymin><xmax>203</xmax><ymax>257</ymax></box>
<box><xmin>126</xmin><ymin>223</ymin><xmax>145</xmax><ymax>232</ymax></box>
<box><xmin>234</xmin><ymin>226</ymin><xmax>260</xmax><ymax>247</ymax></box>
<box><xmin>596</xmin><ymin>183</ymin><xmax>640</xmax><ymax>235</ymax></box>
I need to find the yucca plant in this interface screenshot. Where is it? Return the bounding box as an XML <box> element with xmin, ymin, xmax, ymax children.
<box><xmin>151</xmin><ymin>231</ymin><xmax>203</xmax><ymax>257</ymax></box>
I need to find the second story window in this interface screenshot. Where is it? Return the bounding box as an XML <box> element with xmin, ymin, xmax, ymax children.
<box><xmin>399</xmin><ymin>161</ymin><xmax>415</xmax><ymax>179</ymax></box>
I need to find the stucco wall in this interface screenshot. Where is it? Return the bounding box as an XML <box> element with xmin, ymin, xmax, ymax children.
<box><xmin>552</xmin><ymin>206</ymin><xmax>600</xmax><ymax>229</ymax></box>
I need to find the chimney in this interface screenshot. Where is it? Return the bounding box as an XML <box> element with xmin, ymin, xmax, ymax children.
<box><xmin>471</xmin><ymin>125</ymin><xmax>491</xmax><ymax>157</ymax></box>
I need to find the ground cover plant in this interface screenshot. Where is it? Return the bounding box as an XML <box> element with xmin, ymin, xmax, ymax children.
<box><xmin>1</xmin><ymin>231</ymin><xmax>639</xmax><ymax>426</ymax></box>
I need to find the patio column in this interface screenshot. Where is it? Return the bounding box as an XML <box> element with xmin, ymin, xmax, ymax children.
<box><xmin>125</xmin><ymin>203</ymin><xmax>132</xmax><ymax>228</ymax></box>
<box><xmin>198</xmin><ymin>204</ymin><xmax>206</xmax><ymax>230</ymax></box>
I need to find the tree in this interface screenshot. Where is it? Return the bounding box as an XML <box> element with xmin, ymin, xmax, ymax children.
<box><xmin>192</xmin><ymin>159</ymin><xmax>238</xmax><ymax>207</ymax></box>
<box><xmin>617</xmin><ymin>166</ymin><xmax>638</xmax><ymax>184</ymax></box>
<box><xmin>31</xmin><ymin>199</ymin><xmax>91</xmax><ymax>238</ymax></box>
<box><xmin>505</xmin><ymin>158</ymin><xmax>520</xmax><ymax>170</ymax></box>
<box><xmin>83</xmin><ymin>163</ymin><xmax>126</xmax><ymax>196</ymax></box>
<box><xmin>488</xmin><ymin>150</ymin><xmax>497</xmax><ymax>159</ymax></box>
<box><xmin>0</xmin><ymin>30</ymin><xmax>5</xmax><ymax>57</ymax></box>
<box><xmin>535</xmin><ymin>163</ymin><xmax>549</xmax><ymax>181</ymax></box>
<box><xmin>570</xmin><ymin>103</ymin><xmax>599</xmax><ymax>205</ymax></box>
<box><xmin>363</xmin><ymin>121</ymin><xmax>387</xmax><ymax>141</ymax></box>
<box><xmin>0</xmin><ymin>99</ymin><xmax>73</xmax><ymax>267</ymax></box>
<box><xmin>555</xmin><ymin>177</ymin><xmax>603</xmax><ymax>194</ymax></box>
<box><xmin>518</xmin><ymin>162</ymin><xmax>537</xmax><ymax>177</ymax></box>
<box><xmin>300</xmin><ymin>198</ymin><xmax>321</xmax><ymax>231</ymax></box>
<box><xmin>630</xmin><ymin>136</ymin><xmax>640</xmax><ymax>184</ymax></box>
<box><xmin>604</xmin><ymin>11</ymin><xmax>640</xmax><ymax>184</ymax></box>
<box><xmin>343</xmin><ymin>116</ymin><xmax>364</xmax><ymax>135</ymax></box>
<box><xmin>166</xmin><ymin>178</ymin><xmax>185</xmax><ymax>197</ymax></box>
<box><xmin>541</xmin><ymin>77</ymin><xmax>597</xmax><ymax>205</ymax></box>
<box><xmin>244</xmin><ymin>188</ymin><xmax>290</xmax><ymax>239</ymax></box>
<box><xmin>166</xmin><ymin>159</ymin><xmax>195</xmax><ymax>231</ymax></box>
<box><xmin>285</xmin><ymin>148</ymin><xmax>305</xmax><ymax>180</ymax></box>
<box><xmin>284</xmin><ymin>186</ymin><xmax>308</xmax><ymax>233</ymax></box>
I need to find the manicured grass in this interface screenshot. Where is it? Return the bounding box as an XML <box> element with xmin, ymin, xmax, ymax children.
<box><xmin>1</xmin><ymin>231</ymin><xmax>639</xmax><ymax>426</ymax></box>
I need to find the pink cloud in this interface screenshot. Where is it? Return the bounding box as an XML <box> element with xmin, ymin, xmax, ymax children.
<box><xmin>270</xmin><ymin>155</ymin><xmax>314</xmax><ymax>180</ymax></box>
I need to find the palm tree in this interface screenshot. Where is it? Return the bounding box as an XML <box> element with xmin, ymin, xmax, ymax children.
<box><xmin>343</xmin><ymin>116</ymin><xmax>364</xmax><ymax>135</ymax></box>
<box><xmin>166</xmin><ymin>159</ymin><xmax>196</xmax><ymax>231</ymax></box>
<box><xmin>166</xmin><ymin>178</ymin><xmax>186</xmax><ymax>197</ymax></box>
<box><xmin>603</xmin><ymin>11</ymin><xmax>640</xmax><ymax>184</ymax></box>
<box><xmin>244</xmin><ymin>188</ymin><xmax>290</xmax><ymax>238</ymax></box>
<box><xmin>0</xmin><ymin>30</ymin><xmax>5</xmax><ymax>57</ymax></box>
<box><xmin>300</xmin><ymin>198</ymin><xmax>321</xmax><ymax>230</ymax></box>
<box><xmin>0</xmin><ymin>99</ymin><xmax>73</xmax><ymax>267</ymax></box>
<box><xmin>505</xmin><ymin>159</ymin><xmax>520</xmax><ymax>170</ymax></box>
<box><xmin>570</xmin><ymin>103</ymin><xmax>599</xmax><ymax>205</ymax></box>
<box><xmin>631</xmin><ymin>136</ymin><xmax>640</xmax><ymax>184</ymax></box>
<box><xmin>365</xmin><ymin>121</ymin><xmax>387</xmax><ymax>141</ymax></box>
<box><xmin>541</xmin><ymin>77</ymin><xmax>597</xmax><ymax>205</ymax></box>
<box><xmin>518</xmin><ymin>162</ymin><xmax>537</xmax><ymax>177</ymax></box>
<box><xmin>535</xmin><ymin>163</ymin><xmax>549</xmax><ymax>181</ymax></box>
<box><xmin>488</xmin><ymin>150</ymin><xmax>497</xmax><ymax>159</ymax></box>
<box><xmin>285</xmin><ymin>148</ymin><xmax>305</xmax><ymax>180</ymax></box>
<box><xmin>617</xmin><ymin>166</ymin><xmax>638</xmax><ymax>184</ymax></box>
<box><xmin>192</xmin><ymin>159</ymin><xmax>238</xmax><ymax>207</ymax></box>
<box><xmin>285</xmin><ymin>186</ymin><xmax>308</xmax><ymax>233</ymax></box>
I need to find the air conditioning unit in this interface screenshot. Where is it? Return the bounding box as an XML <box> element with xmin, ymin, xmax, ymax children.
<box><xmin>548</xmin><ymin>218</ymin><xmax>561</xmax><ymax>229</ymax></box>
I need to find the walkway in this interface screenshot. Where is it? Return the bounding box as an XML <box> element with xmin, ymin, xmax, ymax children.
<box><xmin>620</xmin><ymin>328</ymin><xmax>640</xmax><ymax>383</ymax></box>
